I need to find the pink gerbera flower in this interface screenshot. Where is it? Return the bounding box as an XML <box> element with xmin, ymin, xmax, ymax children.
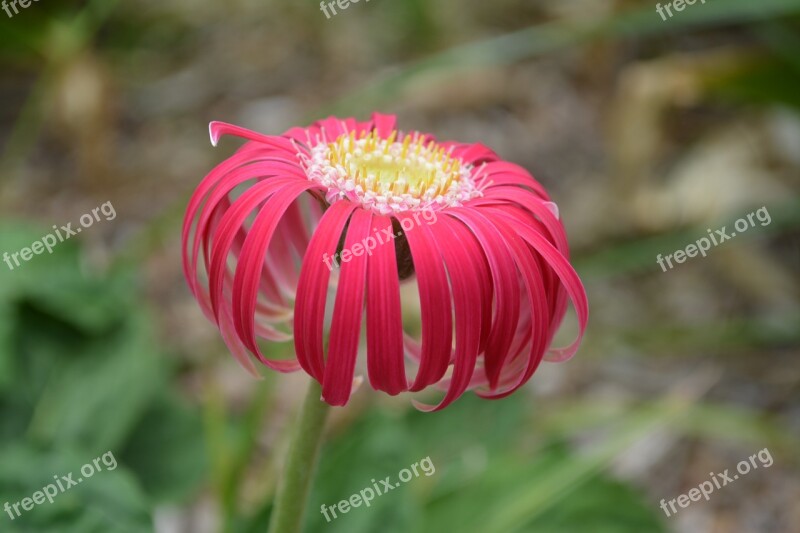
<box><xmin>182</xmin><ymin>113</ymin><xmax>587</xmax><ymax>410</ymax></box>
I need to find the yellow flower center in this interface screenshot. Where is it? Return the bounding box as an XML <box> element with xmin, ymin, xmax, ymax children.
<box><xmin>302</xmin><ymin>129</ymin><xmax>483</xmax><ymax>214</ymax></box>
<box><xmin>329</xmin><ymin>130</ymin><xmax>464</xmax><ymax>198</ymax></box>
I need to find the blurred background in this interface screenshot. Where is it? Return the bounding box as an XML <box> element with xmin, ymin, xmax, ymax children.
<box><xmin>1</xmin><ymin>0</ymin><xmax>798</xmax><ymax>531</ymax></box>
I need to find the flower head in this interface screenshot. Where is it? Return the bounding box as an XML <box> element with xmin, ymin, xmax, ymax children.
<box><xmin>182</xmin><ymin>113</ymin><xmax>587</xmax><ymax>410</ymax></box>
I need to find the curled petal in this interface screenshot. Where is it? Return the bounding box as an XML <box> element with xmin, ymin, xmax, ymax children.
<box><xmin>400</xmin><ymin>215</ymin><xmax>453</xmax><ymax>392</ymax></box>
<box><xmin>323</xmin><ymin>209</ymin><xmax>373</xmax><ymax>406</ymax></box>
<box><xmin>209</xmin><ymin>121</ymin><xmax>296</xmax><ymax>152</ymax></box>
<box><xmin>366</xmin><ymin>215</ymin><xmax>407</xmax><ymax>395</ymax></box>
<box><xmin>294</xmin><ymin>201</ymin><xmax>358</xmax><ymax>380</ymax></box>
<box><xmin>414</xmin><ymin>215</ymin><xmax>485</xmax><ymax>412</ymax></box>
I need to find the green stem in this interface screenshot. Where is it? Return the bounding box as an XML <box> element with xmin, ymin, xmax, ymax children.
<box><xmin>267</xmin><ymin>378</ymin><xmax>330</xmax><ymax>533</ymax></box>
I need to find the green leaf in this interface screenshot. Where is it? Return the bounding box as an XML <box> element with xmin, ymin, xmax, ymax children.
<box><xmin>22</xmin><ymin>309</ymin><xmax>164</xmax><ymax>452</ymax></box>
<box><xmin>306</xmin><ymin>410</ymin><xmax>420</xmax><ymax>533</ymax></box>
<box><xmin>119</xmin><ymin>392</ymin><xmax>208</xmax><ymax>503</ymax></box>
<box><xmin>422</xmin><ymin>444</ymin><xmax>665</xmax><ymax>533</ymax></box>
<box><xmin>0</xmin><ymin>222</ymin><xmax>208</xmax><ymax>516</ymax></box>
<box><xmin>0</xmin><ymin>444</ymin><xmax>152</xmax><ymax>532</ymax></box>
<box><xmin>304</xmin><ymin>394</ymin><xmax>666</xmax><ymax>533</ymax></box>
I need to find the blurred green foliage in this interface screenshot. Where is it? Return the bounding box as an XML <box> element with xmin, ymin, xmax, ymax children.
<box><xmin>304</xmin><ymin>397</ymin><xmax>665</xmax><ymax>533</ymax></box>
<box><xmin>0</xmin><ymin>223</ymin><xmax>206</xmax><ymax>531</ymax></box>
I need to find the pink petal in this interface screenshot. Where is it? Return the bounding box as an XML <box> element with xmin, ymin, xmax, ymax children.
<box><xmin>323</xmin><ymin>208</ymin><xmax>373</xmax><ymax>406</ymax></box>
<box><xmin>294</xmin><ymin>201</ymin><xmax>358</xmax><ymax>380</ymax></box>
<box><xmin>232</xmin><ymin>181</ymin><xmax>317</xmax><ymax>363</ymax></box>
<box><xmin>401</xmin><ymin>215</ymin><xmax>453</xmax><ymax>392</ymax></box>
<box><xmin>366</xmin><ymin>215</ymin><xmax>407</xmax><ymax>395</ymax></box>
<box><xmin>414</xmin><ymin>215</ymin><xmax>485</xmax><ymax>412</ymax></box>
<box><xmin>475</xmin><ymin>208</ymin><xmax>550</xmax><ymax>398</ymax></box>
<box><xmin>207</xmin><ymin>178</ymin><xmax>300</xmax><ymax>322</ymax></box>
<box><xmin>183</xmin><ymin>154</ymin><xmax>308</xmax><ymax>312</ymax></box>
<box><xmin>209</xmin><ymin>121</ymin><xmax>296</xmax><ymax>151</ymax></box>
<box><xmin>371</xmin><ymin>112</ymin><xmax>397</xmax><ymax>138</ymax></box>
<box><xmin>494</xmin><ymin>209</ymin><xmax>588</xmax><ymax>362</ymax></box>
<box><xmin>449</xmin><ymin>208</ymin><xmax>521</xmax><ymax>390</ymax></box>
<box><xmin>480</xmin><ymin>161</ymin><xmax>549</xmax><ymax>200</ymax></box>
<box><xmin>476</xmin><ymin>187</ymin><xmax>567</xmax><ymax>254</ymax></box>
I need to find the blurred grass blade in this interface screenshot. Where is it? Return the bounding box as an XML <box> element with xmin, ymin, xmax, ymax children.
<box><xmin>481</xmin><ymin>372</ymin><xmax>719</xmax><ymax>533</ymax></box>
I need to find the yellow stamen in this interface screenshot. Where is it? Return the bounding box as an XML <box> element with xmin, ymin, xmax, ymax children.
<box><xmin>326</xmin><ymin>130</ymin><xmax>466</xmax><ymax>199</ymax></box>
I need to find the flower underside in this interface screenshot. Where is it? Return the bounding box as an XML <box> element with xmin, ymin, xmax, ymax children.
<box><xmin>301</xmin><ymin>129</ymin><xmax>485</xmax><ymax>215</ymax></box>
